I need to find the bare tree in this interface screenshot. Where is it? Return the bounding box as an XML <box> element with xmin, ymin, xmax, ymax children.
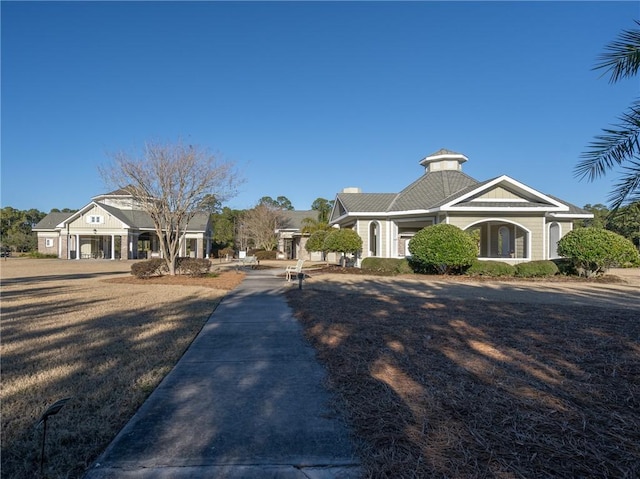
<box><xmin>241</xmin><ymin>203</ymin><xmax>284</xmax><ymax>251</ymax></box>
<box><xmin>100</xmin><ymin>140</ymin><xmax>240</xmax><ymax>274</ymax></box>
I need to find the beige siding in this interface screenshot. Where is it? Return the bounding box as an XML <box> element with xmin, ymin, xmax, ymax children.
<box><xmin>355</xmin><ymin>221</ymin><xmax>369</xmax><ymax>256</ymax></box>
<box><xmin>380</xmin><ymin>222</ymin><xmax>389</xmax><ymax>256</ymax></box>
<box><xmin>68</xmin><ymin>205</ymin><xmax>123</xmax><ymax>231</ymax></box>
<box><xmin>476</xmin><ymin>186</ymin><xmax>521</xmax><ymax>200</ymax></box>
<box><xmin>555</xmin><ymin>220</ymin><xmax>574</xmax><ymax>237</ymax></box>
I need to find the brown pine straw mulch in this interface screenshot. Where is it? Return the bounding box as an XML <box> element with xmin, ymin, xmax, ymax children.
<box><xmin>102</xmin><ymin>269</ymin><xmax>247</xmax><ymax>289</ymax></box>
<box><xmin>286</xmin><ymin>285</ymin><xmax>640</xmax><ymax>478</ymax></box>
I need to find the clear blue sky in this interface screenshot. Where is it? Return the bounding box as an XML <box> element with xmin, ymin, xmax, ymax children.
<box><xmin>2</xmin><ymin>1</ymin><xmax>638</xmax><ymax>213</ymax></box>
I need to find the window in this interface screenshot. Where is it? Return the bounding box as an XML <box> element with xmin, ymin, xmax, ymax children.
<box><xmin>549</xmin><ymin>222</ymin><xmax>560</xmax><ymax>259</ymax></box>
<box><xmin>498</xmin><ymin>226</ymin><xmax>511</xmax><ymax>257</ymax></box>
<box><xmin>45</xmin><ymin>238</ymin><xmax>54</xmax><ymax>247</ymax></box>
<box><xmin>369</xmin><ymin>222</ymin><xmax>378</xmax><ymax>256</ymax></box>
<box><xmin>86</xmin><ymin>215</ymin><xmax>103</xmax><ymax>224</ymax></box>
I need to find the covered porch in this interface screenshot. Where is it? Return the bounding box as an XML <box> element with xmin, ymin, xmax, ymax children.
<box><xmin>65</xmin><ymin>230</ymin><xmax>210</xmax><ymax>260</ymax></box>
<box><xmin>465</xmin><ymin>220</ymin><xmax>530</xmax><ymax>262</ymax></box>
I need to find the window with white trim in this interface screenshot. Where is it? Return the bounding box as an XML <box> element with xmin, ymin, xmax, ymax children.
<box><xmin>45</xmin><ymin>238</ymin><xmax>54</xmax><ymax>247</ymax></box>
<box><xmin>86</xmin><ymin>215</ymin><xmax>103</xmax><ymax>224</ymax></box>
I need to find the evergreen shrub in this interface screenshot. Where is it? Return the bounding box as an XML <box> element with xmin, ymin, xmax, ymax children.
<box><xmin>465</xmin><ymin>260</ymin><xmax>515</xmax><ymax>277</ymax></box>
<box><xmin>361</xmin><ymin>257</ymin><xmax>413</xmax><ymax>275</ymax></box>
<box><xmin>515</xmin><ymin>260</ymin><xmax>559</xmax><ymax>278</ymax></box>
<box><xmin>557</xmin><ymin>227</ymin><xmax>640</xmax><ymax>277</ymax></box>
<box><xmin>408</xmin><ymin>224</ymin><xmax>477</xmax><ymax>274</ymax></box>
<box><xmin>27</xmin><ymin>252</ymin><xmax>58</xmax><ymax>259</ymax></box>
<box><xmin>254</xmin><ymin>250</ymin><xmax>277</xmax><ymax>260</ymax></box>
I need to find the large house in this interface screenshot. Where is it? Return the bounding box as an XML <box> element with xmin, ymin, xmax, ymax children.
<box><xmin>329</xmin><ymin>149</ymin><xmax>593</xmax><ymax>264</ymax></box>
<box><xmin>34</xmin><ymin>188</ymin><xmax>213</xmax><ymax>260</ymax></box>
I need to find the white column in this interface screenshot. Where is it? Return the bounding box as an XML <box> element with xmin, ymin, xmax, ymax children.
<box><xmin>111</xmin><ymin>235</ymin><xmax>116</xmax><ymax>260</ymax></box>
<box><xmin>76</xmin><ymin>234</ymin><xmax>80</xmax><ymax>260</ymax></box>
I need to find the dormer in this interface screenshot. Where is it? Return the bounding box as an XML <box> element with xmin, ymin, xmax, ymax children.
<box><xmin>419</xmin><ymin>148</ymin><xmax>468</xmax><ymax>173</ymax></box>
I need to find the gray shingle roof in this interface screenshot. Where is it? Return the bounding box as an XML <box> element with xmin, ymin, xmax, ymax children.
<box><xmin>545</xmin><ymin>194</ymin><xmax>591</xmax><ymax>215</ymax></box>
<box><xmin>279</xmin><ymin>210</ymin><xmax>316</xmax><ymax>230</ymax></box>
<box><xmin>331</xmin><ymin>150</ymin><xmax>592</xmax><ymax>221</ymax></box>
<box><xmin>97</xmin><ymin>202</ymin><xmax>138</xmax><ymax>226</ymax></box>
<box><xmin>335</xmin><ymin>193</ymin><xmax>397</xmax><ymax>213</ymax></box>
<box><xmin>115</xmin><ymin>208</ymin><xmax>210</xmax><ymax>231</ymax></box>
<box><xmin>33</xmin><ymin>212</ymin><xmax>74</xmax><ymax>230</ymax></box>
<box><xmin>425</xmin><ymin>148</ymin><xmax>464</xmax><ymax>158</ymax></box>
<box><xmin>35</xmin><ymin>206</ymin><xmax>209</xmax><ymax>232</ymax></box>
<box><xmin>389</xmin><ymin>170</ymin><xmax>479</xmax><ymax>211</ymax></box>
<box><xmin>92</xmin><ymin>186</ymin><xmax>137</xmax><ymax>199</ymax></box>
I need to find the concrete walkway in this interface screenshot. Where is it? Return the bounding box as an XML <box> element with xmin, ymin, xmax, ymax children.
<box><xmin>83</xmin><ymin>268</ymin><xmax>361</xmax><ymax>479</ymax></box>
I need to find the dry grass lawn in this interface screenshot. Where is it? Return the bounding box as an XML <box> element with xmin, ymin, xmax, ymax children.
<box><xmin>0</xmin><ymin>258</ymin><xmax>244</xmax><ymax>479</ymax></box>
<box><xmin>2</xmin><ymin>258</ymin><xmax>639</xmax><ymax>478</ymax></box>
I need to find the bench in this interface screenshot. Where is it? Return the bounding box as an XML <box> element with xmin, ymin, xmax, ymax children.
<box><xmin>238</xmin><ymin>255</ymin><xmax>259</xmax><ymax>269</ymax></box>
<box><xmin>285</xmin><ymin>259</ymin><xmax>305</xmax><ymax>282</ymax></box>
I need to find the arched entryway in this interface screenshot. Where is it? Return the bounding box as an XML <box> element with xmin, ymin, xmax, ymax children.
<box><xmin>465</xmin><ymin>219</ymin><xmax>530</xmax><ymax>260</ymax></box>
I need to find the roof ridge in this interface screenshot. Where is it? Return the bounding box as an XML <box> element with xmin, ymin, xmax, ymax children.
<box><xmin>442</xmin><ymin>171</ymin><xmax>451</xmax><ymax>197</ymax></box>
<box><xmin>387</xmin><ymin>173</ymin><xmax>429</xmax><ymax>211</ymax></box>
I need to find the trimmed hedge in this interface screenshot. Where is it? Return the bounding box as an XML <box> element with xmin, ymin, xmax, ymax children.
<box><xmin>515</xmin><ymin>260</ymin><xmax>559</xmax><ymax>278</ymax></box>
<box><xmin>465</xmin><ymin>260</ymin><xmax>515</xmax><ymax>277</ymax></box>
<box><xmin>27</xmin><ymin>252</ymin><xmax>58</xmax><ymax>259</ymax></box>
<box><xmin>176</xmin><ymin>258</ymin><xmax>211</xmax><ymax>277</ymax></box>
<box><xmin>409</xmin><ymin>224</ymin><xmax>477</xmax><ymax>274</ymax></box>
<box><xmin>253</xmin><ymin>250</ymin><xmax>277</xmax><ymax>260</ymax></box>
<box><xmin>131</xmin><ymin>258</ymin><xmax>167</xmax><ymax>278</ymax></box>
<box><xmin>361</xmin><ymin>257</ymin><xmax>413</xmax><ymax>275</ymax></box>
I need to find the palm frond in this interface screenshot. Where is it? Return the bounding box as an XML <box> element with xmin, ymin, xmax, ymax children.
<box><xmin>594</xmin><ymin>20</ymin><xmax>640</xmax><ymax>83</ymax></box>
<box><xmin>575</xmin><ymin>99</ymin><xmax>640</xmax><ymax>181</ymax></box>
<box><xmin>607</xmin><ymin>156</ymin><xmax>640</xmax><ymax>211</ymax></box>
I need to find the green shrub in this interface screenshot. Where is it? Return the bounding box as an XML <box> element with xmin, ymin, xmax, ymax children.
<box><xmin>361</xmin><ymin>257</ymin><xmax>413</xmax><ymax>275</ymax></box>
<box><xmin>176</xmin><ymin>258</ymin><xmax>211</xmax><ymax>276</ymax></box>
<box><xmin>254</xmin><ymin>250</ymin><xmax>277</xmax><ymax>260</ymax></box>
<box><xmin>408</xmin><ymin>224</ymin><xmax>477</xmax><ymax>274</ymax></box>
<box><xmin>557</xmin><ymin>227</ymin><xmax>640</xmax><ymax>277</ymax></box>
<box><xmin>131</xmin><ymin>258</ymin><xmax>166</xmax><ymax>278</ymax></box>
<box><xmin>26</xmin><ymin>252</ymin><xmax>58</xmax><ymax>259</ymax></box>
<box><xmin>323</xmin><ymin>229</ymin><xmax>363</xmax><ymax>265</ymax></box>
<box><xmin>465</xmin><ymin>259</ymin><xmax>515</xmax><ymax>277</ymax></box>
<box><xmin>515</xmin><ymin>260</ymin><xmax>559</xmax><ymax>278</ymax></box>
<box><xmin>306</xmin><ymin>230</ymin><xmax>330</xmax><ymax>254</ymax></box>
<box><xmin>552</xmin><ymin>258</ymin><xmax>578</xmax><ymax>276</ymax></box>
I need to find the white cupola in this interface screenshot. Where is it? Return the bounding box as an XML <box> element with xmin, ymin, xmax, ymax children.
<box><xmin>419</xmin><ymin>148</ymin><xmax>468</xmax><ymax>173</ymax></box>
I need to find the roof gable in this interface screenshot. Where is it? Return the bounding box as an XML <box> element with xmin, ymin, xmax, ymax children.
<box><xmin>61</xmin><ymin>202</ymin><xmax>134</xmax><ymax>228</ymax></box>
<box><xmin>331</xmin><ymin>193</ymin><xmax>396</xmax><ymax>220</ymax></box>
<box><xmin>440</xmin><ymin>175</ymin><xmax>568</xmax><ymax>211</ymax></box>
